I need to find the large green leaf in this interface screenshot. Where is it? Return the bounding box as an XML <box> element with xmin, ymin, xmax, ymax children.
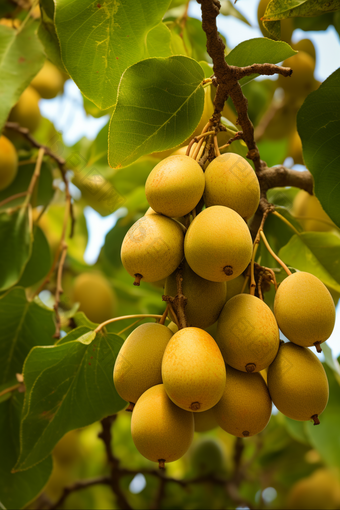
<box><xmin>279</xmin><ymin>232</ymin><xmax>340</xmax><ymax>293</ymax></box>
<box><xmin>108</xmin><ymin>56</ymin><xmax>204</xmax><ymax>168</ymax></box>
<box><xmin>225</xmin><ymin>38</ymin><xmax>296</xmax><ymax>86</ymax></box>
<box><xmin>38</xmin><ymin>0</ymin><xmax>66</xmax><ymax>71</ymax></box>
<box><xmin>0</xmin><ymin>208</ymin><xmax>31</xmax><ymax>291</ymax></box>
<box><xmin>297</xmin><ymin>68</ymin><xmax>340</xmax><ymax>228</ymax></box>
<box><xmin>220</xmin><ymin>0</ymin><xmax>251</xmax><ymax>25</ymax></box>
<box><xmin>262</xmin><ymin>0</ymin><xmax>340</xmax><ymax>20</ymax></box>
<box><xmin>17</xmin><ymin>226</ymin><xmax>51</xmax><ymax>288</ymax></box>
<box><xmin>15</xmin><ymin>326</ymin><xmax>126</xmax><ymax>470</ymax></box>
<box><xmin>0</xmin><ymin>21</ymin><xmax>44</xmax><ymax>131</ymax></box>
<box><xmin>55</xmin><ymin>0</ymin><xmax>172</xmax><ymax>110</ymax></box>
<box><xmin>0</xmin><ymin>393</ymin><xmax>52</xmax><ymax>510</ymax></box>
<box><xmin>0</xmin><ymin>287</ymin><xmax>55</xmax><ymax>386</ymax></box>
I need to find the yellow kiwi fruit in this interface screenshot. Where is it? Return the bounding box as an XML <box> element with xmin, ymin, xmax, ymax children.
<box><xmin>162</xmin><ymin>327</ymin><xmax>226</xmax><ymax>412</ymax></box>
<box><xmin>72</xmin><ymin>272</ymin><xmax>116</xmax><ymax>324</ymax></box>
<box><xmin>9</xmin><ymin>86</ymin><xmax>42</xmax><ymax>133</ymax></box>
<box><xmin>131</xmin><ymin>384</ymin><xmax>194</xmax><ymax>467</ymax></box>
<box><xmin>0</xmin><ymin>135</ymin><xmax>18</xmax><ymax>190</ymax></box>
<box><xmin>164</xmin><ymin>261</ymin><xmax>227</xmax><ymax>329</ymax></box>
<box><xmin>278</xmin><ymin>52</ymin><xmax>316</xmax><ymax>98</ymax></box>
<box><xmin>30</xmin><ymin>61</ymin><xmax>65</xmax><ymax>99</ymax></box>
<box><xmin>194</xmin><ymin>408</ymin><xmax>219</xmax><ymax>432</ymax></box>
<box><xmin>204</xmin><ymin>153</ymin><xmax>260</xmax><ymax>220</ymax></box>
<box><xmin>214</xmin><ymin>365</ymin><xmax>272</xmax><ymax>437</ymax></box>
<box><xmin>293</xmin><ymin>39</ymin><xmax>316</xmax><ymax>62</ymax></box>
<box><xmin>274</xmin><ymin>272</ymin><xmax>335</xmax><ymax>349</ymax></box>
<box><xmin>217</xmin><ymin>294</ymin><xmax>280</xmax><ymax>372</ymax></box>
<box><xmin>121</xmin><ymin>214</ymin><xmax>184</xmax><ymax>285</ymax></box>
<box><xmin>267</xmin><ymin>342</ymin><xmax>329</xmax><ymax>423</ymax></box>
<box><xmin>113</xmin><ymin>323</ymin><xmax>173</xmax><ymax>405</ymax></box>
<box><xmin>288</xmin><ymin>129</ymin><xmax>304</xmax><ymax>165</ymax></box>
<box><xmin>287</xmin><ymin>468</ymin><xmax>340</xmax><ymax>509</ymax></box>
<box><xmin>190</xmin><ymin>437</ymin><xmax>225</xmax><ymax>476</ymax></box>
<box><xmin>145</xmin><ymin>155</ymin><xmax>205</xmax><ymax>218</ymax></box>
<box><xmin>184</xmin><ymin>205</ymin><xmax>253</xmax><ymax>282</ymax></box>
<box><xmin>292</xmin><ymin>189</ymin><xmax>336</xmax><ymax>232</ymax></box>
<box><xmin>53</xmin><ymin>430</ymin><xmax>81</xmax><ymax>466</ymax></box>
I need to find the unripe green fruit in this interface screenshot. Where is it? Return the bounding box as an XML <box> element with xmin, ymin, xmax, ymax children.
<box><xmin>194</xmin><ymin>408</ymin><xmax>218</xmax><ymax>432</ymax></box>
<box><xmin>72</xmin><ymin>272</ymin><xmax>116</xmax><ymax>324</ymax></box>
<box><xmin>287</xmin><ymin>469</ymin><xmax>340</xmax><ymax>509</ymax></box>
<box><xmin>217</xmin><ymin>294</ymin><xmax>279</xmax><ymax>373</ymax></box>
<box><xmin>214</xmin><ymin>365</ymin><xmax>272</xmax><ymax>438</ymax></box>
<box><xmin>204</xmin><ymin>153</ymin><xmax>260</xmax><ymax>220</ymax></box>
<box><xmin>267</xmin><ymin>342</ymin><xmax>329</xmax><ymax>422</ymax></box>
<box><xmin>162</xmin><ymin>327</ymin><xmax>226</xmax><ymax>412</ymax></box>
<box><xmin>190</xmin><ymin>438</ymin><xmax>225</xmax><ymax>476</ymax></box>
<box><xmin>131</xmin><ymin>384</ymin><xmax>194</xmax><ymax>466</ymax></box>
<box><xmin>0</xmin><ymin>135</ymin><xmax>18</xmax><ymax>190</ymax></box>
<box><xmin>113</xmin><ymin>323</ymin><xmax>173</xmax><ymax>404</ymax></box>
<box><xmin>145</xmin><ymin>155</ymin><xmax>205</xmax><ymax>218</ymax></box>
<box><xmin>184</xmin><ymin>206</ymin><xmax>253</xmax><ymax>282</ymax></box>
<box><xmin>278</xmin><ymin>52</ymin><xmax>316</xmax><ymax>98</ymax></box>
<box><xmin>274</xmin><ymin>272</ymin><xmax>335</xmax><ymax>349</ymax></box>
<box><xmin>30</xmin><ymin>61</ymin><xmax>65</xmax><ymax>99</ymax></box>
<box><xmin>9</xmin><ymin>86</ymin><xmax>41</xmax><ymax>133</ymax></box>
<box><xmin>121</xmin><ymin>214</ymin><xmax>184</xmax><ymax>285</ymax></box>
<box><xmin>165</xmin><ymin>261</ymin><xmax>227</xmax><ymax>329</ymax></box>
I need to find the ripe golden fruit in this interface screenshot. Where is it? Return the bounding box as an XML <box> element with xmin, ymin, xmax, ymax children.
<box><xmin>287</xmin><ymin>469</ymin><xmax>340</xmax><ymax>509</ymax></box>
<box><xmin>131</xmin><ymin>384</ymin><xmax>194</xmax><ymax>466</ymax></box>
<box><xmin>267</xmin><ymin>342</ymin><xmax>329</xmax><ymax>422</ymax></box>
<box><xmin>9</xmin><ymin>86</ymin><xmax>42</xmax><ymax>133</ymax></box>
<box><xmin>216</xmin><ymin>294</ymin><xmax>279</xmax><ymax>373</ymax></box>
<box><xmin>274</xmin><ymin>272</ymin><xmax>335</xmax><ymax>349</ymax></box>
<box><xmin>121</xmin><ymin>214</ymin><xmax>184</xmax><ymax>285</ymax></box>
<box><xmin>293</xmin><ymin>189</ymin><xmax>336</xmax><ymax>232</ymax></box>
<box><xmin>263</xmin><ymin>102</ymin><xmax>298</xmax><ymax>140</ymax></box>
<box><xmin>190</xmin><ymin>438</ymin><xmax>225</xmax><ymax>475</ymax></box>
<box><xmin>214</xmin><ymin>365</ymin><xmax>272</xmax><ymax>438</ymax></box>
<box><xmin>184</xmin><ymin>205</ymin><xmax>253</xmax><ymax>282</ymax></box>
<box><xmin>257</xmin><ymin>0</ymin><xmax>293</xmax><ymax>43</ymax></box>
<box><xmin>278</xmin><ymin>52</ymin><xmax>316</xmax><ymax>98</ymax></box>
<box><xmin>30</xmin><ymin>61</ymin><xmax>65</xmax><ymax>99</ymax></box>
<box><xmin>293</xmin><ymin>39</ymin><xmax>316</xmax><ymax>62</ymax></box>
<box><xmin>0</xmin><ymin>135</ymin><xmax>18</xmax><ymax>190</ymax></box>
<box><xmin>194</xmin><ymin>408</ymin><xmax>218</xmax><ymax>432</ymax></box>
<box><xmin>113</xmin><ymin>323</ymin><xmax>173</xmax><ymax>404</ymax></box>
<box><xmin>164</xmin><ymin>261</ymin><xmax>227</xmax><ymax>329</ymax></box>
<box><xmin>162</xmin><ymin>327</ymin><xmax>226</xmax><ymax>412</ymax></box>
<box><xmin>53</xmin><ymin>430</ymin><xmax>81</xmax><ymax>466</ymax></box>
<box><xmin>145</xmin><ymin>155</ymin><xmax>205</xmax><ymax>217</ymax></box>
<box><xmin>72</xmin><ymin>272</ymin><xmax>116</xmax><ymax>324</ymax></box>
<box><xmin>288</xmin><ymin>130</ymin><xmax>304</xmax><ymax>165</ymax></box>
<box><xmin>204</xmin><ymin>153</ymin><xmax>260</xmax><ymax>219</ymax></box>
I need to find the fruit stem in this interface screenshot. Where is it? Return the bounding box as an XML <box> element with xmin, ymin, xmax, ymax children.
<box><xmin>117</xmin><ymin>318</ymin><xmax>144</xmax><ymax>336</ymax></box>
<box><xmin>0</xmin><ymin>191</ymin><xmax>28</xmax><ymax>209</ymax></box>
<box><xmin>23</xmin><ymin>147</ymin><xmax>45</xmax><ymax>208</ymax></box>
<box><xmin>272</xmin><ymin>211</ymin><xmax>300</xmax><ymax>235</ymax></box>
<box><xmin>94</xmin><ymin>314</ymin><xmax>163</xmax><ymax>334</ymax></box>
<box><xmin>213</xmin><ymin>134</ymin><xmax>221</xmax><ymax>157</ymax></box>
<box><xmin>250</xmin><ymin>207</ymin><xmax>273</xmax><ymax>295</ymax></box>
<box><xmin>133</xmin><ymin>274</ymin><xmax>143</xmax><ymax>286</ymax></box>
<box><xmin>241</xmin><ymin>275</ymin><xmax>249</xmax><ymax>294</ymax></box>
<box><xmin>311</xmin><ymin>414</ymin><xmax>320</xmax><ymax>425</ymax></box>
<box><xmin>196</xmin><ymin>139</ymin><xmax>207</xmax><ymax>161</ymax></box>
<box><xmin>126</xmin><ymin>403</ymin><xmax>135</xmax><ymax>412</ymax></box>
<box><xmin>158</xmin><ymin>459</ymin><xmax>166</xmax><ymax>470</ymax></box>
<box><xmin>314</xmin><ymin>341</ymin><xmax>322</xmax><ymax>353</ymax></box>
<box><xmin>159</xmin><ymin>304</ymin><xmax>169</xmax><ymax>325</ymax></box>
<box><xmin>260</xmin><ymin>231</ymin><xmax>292</xmax><ymax>276</ymax></box>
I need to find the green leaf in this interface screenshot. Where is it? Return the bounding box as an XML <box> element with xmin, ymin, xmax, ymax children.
<box><xmin>225</xmin><ymin>38</ymin><xmax>296</xmax><ymax>86</ymax></box>
<box><xmin>38</xmin><ymin>0</ymin><xmax>66</xmax><ymax>71</ymax></box>
<box><xmin>279</xmin><ymin>232</ymin><xmax>340</xmax><ymax>293</ymax></box>
<box><xmin>55</xmin><ymin>0</ymin><xmax>172</xmax><ymax>109</ymax></box>
<box><xmin>284</xmin><ymin>416</ymin><xmax>310</xmax><ymax>445</ymax></box>
<box><xmin>146</xmin><ymin>22</ymin><xmax>173</xmax><ymax>58</ymax></box>
<box><xmin>297</xmin><ymin>68</ymin><xmax>340</xmax><ymax>228</ymax></box>
<box><xmin>17</xmin><ymin>226</ymin><xmax>51</xmax><ymax>288</ymax></box>
<box><xmin>0</xmin><ymin>287</ymin><xmax>55</xmax><ymax>386</ymax></box>
<box><xmin>0</xmin><ymin>393</ymin><xmax>53</xmax><ymax>510</ymax></box>
<box><xmin>0</xmin><ymin>21</ymin><xmax>44</xmax><ymax>131</ymax></box>
<box><xmin>15</xmin><ymin>326</ymin><xmax>126</xmax><ymax>470</ymax></box>
<box><xmin>0</xmin><ymin>161</ymin><xmax>54</xmax><ymax>210</ymax></box>
<box><xmin>0</xmin><ymin>208</ymin><xmax>31</xmax><ymax>291</ymax></box>
<box><xmin>108</xmin><ymin>56</ymin><xmax>204</xmax><ymax>168</ymax></box>
<box><xmin>321</xmin><ymin>342</ymin><xmax>340</xmax><ymax>384</ymax></box>
<box><xmin>220</xmin><ymin>0</ymin><xmax>251</xmax><ymax>25</ymax></box>
<box><xmin>262</xmin><ymin>0</ymin><xmax>340</xmax><ymax>21</ymax></box>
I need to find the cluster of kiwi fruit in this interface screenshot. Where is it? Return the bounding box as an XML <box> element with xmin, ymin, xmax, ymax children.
<box><xmin>114</xmin><ymin>146</ymin><xmax>336</xmax><ymax>469</ymax></box>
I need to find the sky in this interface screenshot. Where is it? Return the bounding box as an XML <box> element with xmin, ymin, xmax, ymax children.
<box><xmin>39</xmin><ymin>1</ymin><xmax>340</xmax><ymax>356</ymax></box>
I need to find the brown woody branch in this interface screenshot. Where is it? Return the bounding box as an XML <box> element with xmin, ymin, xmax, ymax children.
<box><xmin>48</xmin><ymin>477</ymin><xmax>111</xmax><ymax>510</ymax></box>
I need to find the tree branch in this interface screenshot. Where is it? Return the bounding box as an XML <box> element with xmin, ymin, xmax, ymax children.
<box><xmin>48</xmin><ymin>477</ymin><xmax>111</xmax><ymax>510</ymax></box>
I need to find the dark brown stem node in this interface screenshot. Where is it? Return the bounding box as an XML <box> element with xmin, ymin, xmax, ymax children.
<box><xmin>134</xmin><ymin>274</ymin><xmax>142</xmax><ymax>286</ymax></box>
<box><xmin>189</xmin><ymin>402</ymin><xmax>201</xmax><ymax>411</ymax></box>
<box><xmin>311</xmin><ymin>414</ymin><xmax>320</xmax><ymax>426</ymax></box>
<box><xmin>314</xmin><ymin>342</ymin><xmax>322</xmax><ymax>353</ymax></box>
<box><xmin>158</xmin><ymin>459</ymin><xmax>166</xmax><ymax>470</ymax></box>
<box><xmin>223</xmin><ymin>265</ymin><xmax>233</xmax><ymax>276</ymax></box>
<box><xmin>242</xmin><ymin>431</ymin><xmax>250</xmax><ymax>437</ymax></box>
<box><xmin>245</xmin><ymin>363</ymin><xmax>256</xmax><ymax>373</ymax></box>
<box><xmin>126</xmin><ymin>403</ymin><xmax>135</xmax><ymax>412</ymax></box>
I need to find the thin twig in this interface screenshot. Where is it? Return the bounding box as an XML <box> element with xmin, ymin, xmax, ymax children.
<box><xmin>53</xmin><ymin>242</ymin><xmax>68</xmax><ymax>339</ymax></box>
<box><xmin>260</xmin><ymin>231</ymin><xmax>292</xmax><ymax>276</ymax></box>
<box><xmin>0</xmin><ymin>192</ymin><xmax>28</xmax><ymax>209</ymax></box>
<box><xmin>48</xmin><ymin>477</ymin><xmax>111</xmax><ymax>510</ymax></box>
<box><xmin>94</xmin><ymin>314</ymin><xmax>163</xmax><ymax>334</ymax></box>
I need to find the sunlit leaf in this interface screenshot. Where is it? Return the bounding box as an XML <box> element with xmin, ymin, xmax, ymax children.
<box><xmin>262</xmin><ymin>0</ymin><xmax>340</xmax><ymax>21</ymax></box>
